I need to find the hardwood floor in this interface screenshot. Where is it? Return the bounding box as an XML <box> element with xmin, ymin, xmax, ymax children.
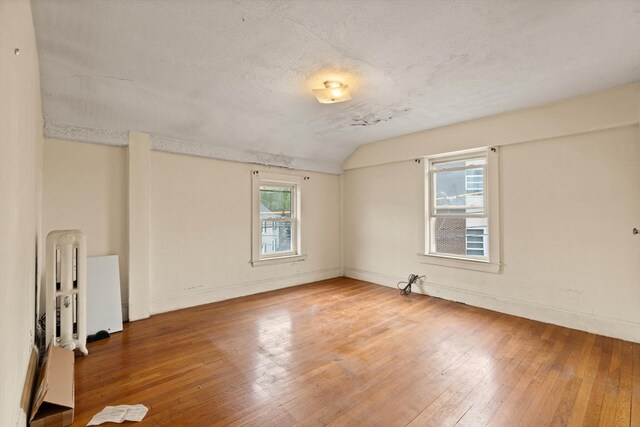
<box><xmin>72</xmin><ymin>278</ymin><xmax>639</xmax><ymax>426</ymax></box>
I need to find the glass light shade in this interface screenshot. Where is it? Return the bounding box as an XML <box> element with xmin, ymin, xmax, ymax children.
<box><xmin>312</xmin><ymin>81</ymin><xmax>351</xmax><ymax>104</ymax></box>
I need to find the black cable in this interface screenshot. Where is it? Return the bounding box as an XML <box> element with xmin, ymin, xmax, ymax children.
<box><xmin>397</xmin><ymin>273</ymin><xmax>426</xmax><ymax>296</ymax></box>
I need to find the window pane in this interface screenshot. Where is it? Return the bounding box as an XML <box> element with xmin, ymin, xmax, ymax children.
<box><xmin>432</xmin><ymin>156</ymin><xmax>485</xmax><ymax>214</ymax></box>
<box><xmin>431</xmin><ymin>217</ymin><xmax>488</xmax><ymax>257</ymax></box>
<box><xmin>465</xmin><ymin>168</ymin><xmax>484</xmax><ymax>214</ymax></box>
<box><xmin>434</xmin><ymin>167</ymin><xmax>484</xmax><ymax>214</ymax></box>
<box><xmin>260</xmin><ymin>186</ymin><xmax>292</xmax><ymax>220</ymax></box>
<box><xmin>261</xmin><ymin>220</ymin><xmax>293</xmax><ymax>255</ymax></box>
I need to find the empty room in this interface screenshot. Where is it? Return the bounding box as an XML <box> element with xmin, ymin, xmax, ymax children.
<box><xmin>1</xmin><ymin>0</ymin><xmax>639</xmax><ymax>425</ymax></box>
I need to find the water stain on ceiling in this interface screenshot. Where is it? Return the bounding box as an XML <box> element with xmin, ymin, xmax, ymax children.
<box><xmin>30</xmin><ymin>0</ymin><xmax>640</xmax><ymax>173</ymax></box>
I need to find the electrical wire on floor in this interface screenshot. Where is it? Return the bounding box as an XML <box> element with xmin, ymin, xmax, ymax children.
<box><xmin>397</xmin><ymin>273</ymin><xmax>426</xmax><ymax>296</ymax></box>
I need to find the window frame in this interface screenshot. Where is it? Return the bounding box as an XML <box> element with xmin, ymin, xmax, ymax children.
<box><xmin>419</xmin><ymin>147</ymin><xmax>501</xmax><ymax>273</ymax></box>
<box><xmin>251</xmin><ymin>171</ymin><xmax>306</xmax><ymax>267</ymax></box>
<box><xmin>259</xmin><ymin>183</ymin><xmax>296</xmax><ymax>257</ymax></box>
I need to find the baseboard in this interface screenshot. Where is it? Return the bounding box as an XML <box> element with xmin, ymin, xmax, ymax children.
<box><xmin>344</xmin><ymin>267</ymin><xmax>640</xmax><ymax>343</ymax></box>
<box><xmin>150</xmin><ymin>267</ymin><xmax>342</xmax><ymax>314</ymax></box>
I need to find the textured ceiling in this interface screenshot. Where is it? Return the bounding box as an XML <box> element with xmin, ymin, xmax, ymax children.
<box><xmin>31</xmin><ymin>0</ymin><xmax>640</xmax><ymax>173</ymax></box>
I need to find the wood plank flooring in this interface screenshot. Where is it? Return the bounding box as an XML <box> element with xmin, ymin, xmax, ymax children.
<box><xmin>72</xmin><ymin>278</ymin><xmax>639</xmax><ymax>426</ymax></box>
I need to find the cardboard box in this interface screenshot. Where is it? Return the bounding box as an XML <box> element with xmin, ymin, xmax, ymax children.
<box><xmin>20</xmin><ymin>346</ymin><xmax>39</xmax><ymax>415</ymax></box>
<box><xmin>29</xmin><ymin>345</ymin><xmax>75</xmax><ymax>427</ymax></box>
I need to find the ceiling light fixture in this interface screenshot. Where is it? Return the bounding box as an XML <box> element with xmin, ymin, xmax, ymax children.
<box><xmin>312</xmin><ymin>80</ymin><xmax>351</xmax><ymax>104</ymax></box>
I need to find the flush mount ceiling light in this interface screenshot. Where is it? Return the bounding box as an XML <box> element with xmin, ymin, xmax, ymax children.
<box><xmin>312</xmin><ymin>80</ymin><xmax>351</xmax><ymax>104</ymax></box>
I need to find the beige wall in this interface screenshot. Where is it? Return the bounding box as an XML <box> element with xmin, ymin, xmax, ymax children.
<box><xmin>149</xmin><ymin>151</ymin><xmax>341</xmax><ymax>313</ymax></box>
<box><xmin>39</xmin><ymin>80</ymin><xmax>640</xmax><ymax>358</ymax></box>
<box><xmin>43</xmin><ymin>139</ymin><xmax>129</xmax><ymax>316</ymax></box>
<box><xmin>42</xmin><ymin>141</ymin><xmax>342</xmax><ymax>317</ymax></box>
<box><xmin>342</xmin><ymin>84</ymin><xmax>640</xmax><ymax>342</ymax></box>
<box><xmin>0</xmin><ymin>0</ymin><xmax>44</xmax><ymax>424</ymax></box>
<box><xmin>344</xmin><ymin>82</ymin><xmax>640</xmax><ymax>170</ymax></box>
<box><xmin>127</xmin><ymin>132</ymin><xmax>150</xmax><ymax>321</ymax></box>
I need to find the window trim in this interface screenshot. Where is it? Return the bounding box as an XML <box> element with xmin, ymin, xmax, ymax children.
<box><xmin>418</xmin><ymin>147</ymin><xmax>501</xmax><ymax>273</ymax></box>
<box><xmin>251</xmin><ymin>171</ymin><xmax>306</xmax><ymax>267</ymax></box>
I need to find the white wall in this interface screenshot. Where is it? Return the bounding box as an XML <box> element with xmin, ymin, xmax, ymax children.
<box><xmin>343</xmin><ymin>84</ymin><xmax>640</xmax><ymax>343</ymax></box>
<box><xmin>43</xmin><ymin>139</ymin><xmax>129</xmax><ymax>317</ymax></box>
<box><xmin>0</xmin><ymin>0</ymin><xmax>44</xmax><ymax>424</ymax></box>
<box><xmin>148</xmin><ymin>151</ymin><xmax>341</xmax><ymax>313</ymax></box>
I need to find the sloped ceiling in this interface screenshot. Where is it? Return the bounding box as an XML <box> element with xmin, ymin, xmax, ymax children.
<box><xmin>31</xmin><ymin>0</ymin><xmax>640</xmax><ymax>173</ymax></box>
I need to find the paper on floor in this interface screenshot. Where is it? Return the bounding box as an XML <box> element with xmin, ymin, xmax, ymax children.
<box><xmin>86</xmin><ymin>404</ymin><xmax>149</xmax><ymax>426</ymax></box>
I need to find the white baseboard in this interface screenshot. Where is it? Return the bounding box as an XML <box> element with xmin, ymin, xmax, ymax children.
<box><xmin>344</xmin><ymin>267</ymin><xmax>640</xmax><ymax>343</ymax></box>
<box><xmin>150</xmin><ymin>267</ymin><xmax>341</xmax><ymax>314</ymax></box>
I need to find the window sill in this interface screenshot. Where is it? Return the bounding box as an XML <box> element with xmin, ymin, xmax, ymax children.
<box><xmin>417</xmin><ymin>253</ymin><xmax>500</xmax><ymax>273</ymax></box>
<box><xmin>251</xmin><ymin>254</ymin><xmax>307</xmax><ymax>267</ymax></box>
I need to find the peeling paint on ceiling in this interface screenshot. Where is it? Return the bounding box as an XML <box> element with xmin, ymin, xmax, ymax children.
<box><xmin>350</xmin><ymin>108</ymin><xmax>412</xmax><ymax>127</ymax></box>
<box><xmin>31</xmin><ymin>0</ymin><xmax>640</xmax><ymax>173</ymax></box>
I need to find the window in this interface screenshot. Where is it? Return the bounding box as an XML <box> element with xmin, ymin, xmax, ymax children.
<box><xmin>421</xmin><ymin>148</ymin><xmax>500</xmax><ymax>273</ymax></box>
<box><xmin>260</xmin><ymin>185</ymin><xmax>294</xmax><ymax>255</ymax></box>
<box><xmin>251</xmin><ymin>171</ymin><xmax>306</xmax><ymax>266</ymax></box>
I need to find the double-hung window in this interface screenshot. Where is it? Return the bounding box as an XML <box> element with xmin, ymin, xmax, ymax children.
<box><xmin>251</xmin><ymin>171</ymin><xmax>305</xmax><ymax>266</ymax></box>
<box><xmin>422</xmin><ymin>148</ymin><xmax>500</xmax><ymax>272</ymax></box>
<box><xmin>260</xmin><ymin>184</ymin><xmax>295</xmax><ymax>255</ymax></box>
